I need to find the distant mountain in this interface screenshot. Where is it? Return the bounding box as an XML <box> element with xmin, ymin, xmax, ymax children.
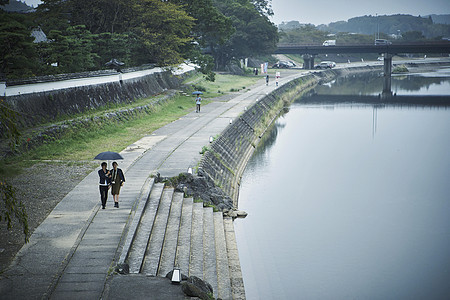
<box><xmin>427</xmin><ymin>14</ymin><xmax>450</xmax><ymax>25</ymax></box>
<box><xmin>0</xmin><ymin>0</ymin><xmax>34</xmax><ymax>13</ymax></box>
<box><xmin>316</xmin><ymin>14</ymin><xmax>450</xmax><ymax>38</ymax></box>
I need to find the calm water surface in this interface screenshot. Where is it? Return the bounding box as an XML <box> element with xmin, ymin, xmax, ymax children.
<box><xmin>234</xmin><ymin>69</ymin><xmax>450</xmax><ymax>299</ymax></box>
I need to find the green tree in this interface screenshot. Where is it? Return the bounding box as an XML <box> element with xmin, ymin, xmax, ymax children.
<box><xmin>0</xmin><ymin>11</ymin><xmax>40</xmax><ymax>79</ymax></box>
<box><xmin>0</xmin><ymin>99</ymin><xmax>29</xmax><ymax>243</ymax></box>
<box><xmin>34</xmin><ymin>0</ymin><xmax>70</xmax><ymax>33</ymax></box>
<box><xmin>0</xmin><ymin>180</ymin><xmax>29</xmax><ymax>243</ymax></box>
<box><xmin>69</xmin><ymin>0</ymin><xmax>134</xmax><ymax>34</ymax></box>
<box><xmin>170</xmin><ymin>0</ymin><xmax>234</xmax><ymax>79</ymax></box>
<box><xmin>279</xmin><ymin>24</ymin><xmax>328</xmax><ymax>44</ymax></box>
<box><xmin>213</xmin><ymin>0</ymin><xmax>278</xmax><ymax>69</ymax></box>
<box><xmin>251</xmin><ymin>0</ymin><xmax>273</xmax><ymax>16</ymax></box>
<box><xmin>91</xmin><ymin>32</ymin><xmax>138</xmax><ymax>69</ymax></box>
<box><xmin>132</xmin><ymin>0</ymin><xmax>195</xmax><ymax>66</ymax></box>
<box><xmin>39</xmin><ymin>25</ymin><xmax>97</xmax><ymax>73</ymax></box>
<box><xmin>170</xmin><ymin>0</ymin><xmax>233</xmax><ymax>46</ymax></box>
<box><xmin>402</xmin><ymin>30</ymin><xmax>425</xmax><ymax>41</ymax></box>
<box><xmin>67</xmin><ymin>0</ymin><xmax>195</xmax><ymax>67</ymax></box>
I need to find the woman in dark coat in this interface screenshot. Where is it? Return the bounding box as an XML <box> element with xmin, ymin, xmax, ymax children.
<box><xmin>110</xmin><ymin>161</ymin><xmax>125</xmax><ymax>208</ymax></box>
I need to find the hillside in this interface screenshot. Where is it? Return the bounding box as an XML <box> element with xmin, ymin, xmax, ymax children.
<box><xmin>428</xmin><ymin>14</ymin><xmax>450</xmax><ymax>25</ymax></box>
<box><xmin>316</xmin><ymin>14</ymin><xmax>450</xmax><ymax>38</ymax></box>
<box><xmin>0</xmin><ymin>0</ymin><xmax>34</xmax><ymax>13</ymax></box>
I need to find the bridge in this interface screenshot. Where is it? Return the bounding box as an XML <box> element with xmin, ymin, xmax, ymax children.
<box><xmin>275</xmin><ymin>42</ymin><xmax>450</xmax><ymax>97</ymax></box>
<box><xmin>275</xmin><ymin>42</ymin><xmax>450</xmax><ymax>56</ymax></box>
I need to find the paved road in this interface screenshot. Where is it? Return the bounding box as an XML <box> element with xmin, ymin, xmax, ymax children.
<box><xmin>0</xmin><ymin>68</ymin><xmax>308</xmax><ymax>299</ymax></box>
<box><xmin>5</xmin><ymin>63</ymin><xmax>196</xmax><ymax>96</ymax></box>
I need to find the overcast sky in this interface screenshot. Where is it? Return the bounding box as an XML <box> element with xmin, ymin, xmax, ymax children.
<box><xmin>271</xmin><ymin>0</ymin><xmax>450</xmax><ymax>25</ymax></box>
<box><xmin>23</xmin><ymin>0</ymin><xmax>450</xmax><ymax>26</ymax></box>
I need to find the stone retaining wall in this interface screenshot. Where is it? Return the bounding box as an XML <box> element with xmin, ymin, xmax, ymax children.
<box><xmin>199</xmin><ymin>66</ymin><xmax>383</xmax><ymax>206</ymax></box>
<box><xmin>6</xmin><ymin>70</ymin><xmax>186</xmax><ymax>128</ymax></box>
<box><xmin>198</xmin><ymin>74</ymin><xmax>318</xmax><ymax>205</ymax></box>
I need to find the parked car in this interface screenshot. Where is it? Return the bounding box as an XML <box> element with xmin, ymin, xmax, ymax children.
<box><xmin>374</xmin><ymin>39</ymin><xmax>392</xmax><ymax>45</ymax></box>
<box><xmin>314</xmin><ymin>61</ymin><xmax>336</xmax><ymax>69</ymax></box>
<box><xmin>272</xmin><ymin>60</ymin><xmax>296</xmax><ymax>68</ymax></box>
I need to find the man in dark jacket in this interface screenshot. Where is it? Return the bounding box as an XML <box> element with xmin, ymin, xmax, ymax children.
<box><xmin>98</xmin><ymin>162</ymin><xmax>111</xmax><ymax>209</ymax></box>
<box><xmin>110</xmin><ymin>161</ymin><xmax>125</xmax><ymax>208</ymax></box>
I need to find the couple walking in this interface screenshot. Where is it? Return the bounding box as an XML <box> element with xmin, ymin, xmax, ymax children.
<box><xmin>98</xmin><ymin>161</ymin><xmax>125</xmax><ymax>209</ymax></box>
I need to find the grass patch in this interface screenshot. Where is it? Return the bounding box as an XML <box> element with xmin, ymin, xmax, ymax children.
<box><xmin>283</xmin><ymin>54</ymin><xmax>304</xmax><ymax>64</ymax></box>
<box><xmin>184</xmin><ymin>73</ymin><xmax>260</xmax><ymax>98</ymax></box>
<box><xmin>0</xmin><ymin>95</ymin><xmax>195</xmax><ymax>174</ymax></box>
<box><xmin>393</xmin><ymin>64</ymin><xmax>409</xmax><ymax>73</ymax></box>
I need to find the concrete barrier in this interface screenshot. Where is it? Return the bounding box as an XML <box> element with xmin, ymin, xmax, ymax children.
<box><xmin>5</xmin><ymin>70</ymin><xmax>187</xmax><ymax>128</ymax></box>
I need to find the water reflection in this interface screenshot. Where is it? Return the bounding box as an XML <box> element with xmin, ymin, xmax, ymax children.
<box><xmin>235</xmin><ymin>69</ymin><xmax>450</xmax><ymax>300</ymax></box>
<box><xmin>314</xmin><ymin>70</ymin><xmax>450</xmax><ymax>95</ymax></box>
<box><xmin>297</xmin><ymin>93</ymin><xmax>450</xmax><ymax>107</ymax></box>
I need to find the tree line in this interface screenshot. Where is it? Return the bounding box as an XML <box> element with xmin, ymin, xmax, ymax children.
<box><xmin>0</xmin><ymin>0</ymin><xmax>279</xmax><ymax>80</ymax></box>
<box><xmin>279</xmin><ymin>15</ymin><xmax>450</xmax><ymax>46</ymax></box>
<box><xmin>319</xmin><ymin>14</ymin><xmax>450</xmax><ymax>40</ymax></box>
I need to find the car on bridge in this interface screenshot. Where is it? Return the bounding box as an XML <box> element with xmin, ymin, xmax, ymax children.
<box><xmin>323</xmin><ymin>40</ymin><xmax>336</xmax><ymax>46</ymax></box>
<box><xmin>375</xmin><ymin>39</ymin><xmax>392</xmax><ymax>45</ymax></box>
<box><xmin>314</xmin><ymin>61</ymin><xmax>336</xmax><ymax>69</ymax></box>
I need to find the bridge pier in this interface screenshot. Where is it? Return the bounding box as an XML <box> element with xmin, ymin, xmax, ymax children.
<box><xmin>302</xmin><ymin>55</ymin><xmax>315</xmax><ymax>69</ymax></box>
<box><xmin>382</xmin><ymin>54</ymin><xmax>393</xmax><ymax>98</ymax></box>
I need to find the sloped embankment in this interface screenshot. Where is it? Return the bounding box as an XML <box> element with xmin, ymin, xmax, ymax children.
<box><xmin>6</xmin><ymin>70</ymin><xmax>186</xmax><ymax>128</ymax></box>
<box><xmin>199</xmin><ymin>66</ymin><xmax>383</xmax><ymax>206</ymax></box>
<box><xmin>199</xmin><ymin>74</ymin><xmax>318</xmax><ymax>205</ymax></box>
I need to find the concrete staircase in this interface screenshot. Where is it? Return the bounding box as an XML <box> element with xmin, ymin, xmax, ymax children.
<box><xmin>119</xmin><ymin>180</ymin><xmax>245</xmax><ymax>299</ymax></box>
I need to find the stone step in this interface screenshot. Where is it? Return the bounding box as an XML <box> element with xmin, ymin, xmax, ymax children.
<box><xmin>224</xmin><ymin>217</ymin><xmax>246</xmax><ymax>300</ymax></box>
<box><xmin>142</xmin><ymin>187</ymin><xmax>174</xmax><ymax>276</ymax></box>
<box><xmin>127</xmin><ymin>183</ymin><xmax>164</xmax><ymax>273</ymax></box>
<box><xmin>118</xmin><ymin>178</ymin><xmax>155</xmax><ymax>265</ymax></box>
<box><xmin>175</xmin><ymin>198</ymin><xmax>193</xmax><ymax>276</ymax></box>
<box><xmin>189</xmin><ymin>202</ymin><xmax>204</xmax><ymax>278</ymax></box>
<box><xmin>203</xmin><ymin>207</ymin><xmax>219</xmax><ymax>299</ymax></box>
<box><xmin>214</xmin><ymin>212</ymin><xmax>232</xmax><ymax>300</ymax></box>
<box><xmin>157</xmin><ymin>192</ymin><xmax>184</xmax><ymax>277</ymax></box>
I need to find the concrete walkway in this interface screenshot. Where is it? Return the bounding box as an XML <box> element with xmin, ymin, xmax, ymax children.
<box><xmin>0</xmin><ymin>69</ymin><xmax>308</xmax><ymax>300</ymax></box>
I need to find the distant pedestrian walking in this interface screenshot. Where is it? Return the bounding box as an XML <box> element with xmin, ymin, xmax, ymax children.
<box><xmin>98</xmin><ymin>162</ymin><xmax>111</xmax><ymax>209</ymax></box>
<box><xmin>195</xmin><ymin>95</ymin><xmax>202</xmax><ymax>113</ymax></box>
<box><xmin>266</xmin><ymin>75</ymin><xmax>269</xmax><ymax>86</ymax></box>
<box><xmin>110</xmin><ymin>161</ymin><xmax>125</xmax><ymax>208</ymax></box>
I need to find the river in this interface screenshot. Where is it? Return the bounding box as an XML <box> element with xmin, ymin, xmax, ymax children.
<box><xmin>234</xmin><ymin>67</ymin><xmax>450</xmax><ymax>300</ymax></box>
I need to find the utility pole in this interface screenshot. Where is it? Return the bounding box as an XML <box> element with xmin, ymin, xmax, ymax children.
<box><xmin>377</xmin><ymin>13</ymin><xmax>379</xmax><ymax>39</ymax></box>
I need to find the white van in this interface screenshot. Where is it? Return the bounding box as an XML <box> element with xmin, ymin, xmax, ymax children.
<box><xmin>323</xmin><ymin>40</ymin><xmax>336</xmax><ymax>46</ymax></box>
<box><xmin>374</xmin><ymin>39</ymin><xmax>392</xmax><ymax>45</ymax></box>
